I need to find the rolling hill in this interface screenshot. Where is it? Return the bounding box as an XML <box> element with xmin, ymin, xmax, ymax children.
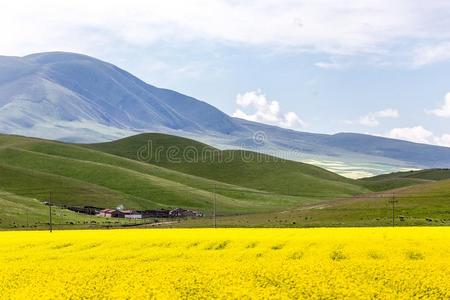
<box><xmin>0</xmin><ymin>133</ymin><xmax>371</xmax><ymax>229</ymax></box>
<box><xmin>178</xmin><ymin>178</ymin><xmax>450</xmax><ymax>228</ymax></box>
<box><xmin>1</xmin><ymin>52</ymin><xmax>450</xmax><ymax>177</ymax></box>
<box><xmin>85</xmin><ymin>133</ymin><xmax>368</xmax><ymax>198</ymax></box>
<box><xmin>2</xmin><ymin>132</ymin><xmax>450</xmax><ymax>228</ymax></box>
<box><xmin>358</xmin><ymin>168</ymin><xmax>450</xmax><ymax>191</ymax></box>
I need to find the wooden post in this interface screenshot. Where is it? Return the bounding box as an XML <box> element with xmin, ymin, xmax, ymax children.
<box><xmin>213</xmin><ymin>185</ymin><xmax>216</xmax><ymax>229</ymax></box>
<box><xmin>49</xmin><ymin>191</ymin><xmax>53</xmax><ymax>233</ymax></box>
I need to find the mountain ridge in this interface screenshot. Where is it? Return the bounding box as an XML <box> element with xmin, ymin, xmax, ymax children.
<box><xmin>1</xmin><ymin>51</ymin><xmax>450</xmax><ymax>177</ymax></box>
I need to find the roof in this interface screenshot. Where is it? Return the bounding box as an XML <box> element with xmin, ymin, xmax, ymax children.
<box><xmin>99</xmin><ymin>209</ymin><xmax>117</xmax><ymax>213</ymax></box>
<box><xmin>121</xmin><ymin>210</ymin><xmax>139</xmax><ymax>214</ymax></box>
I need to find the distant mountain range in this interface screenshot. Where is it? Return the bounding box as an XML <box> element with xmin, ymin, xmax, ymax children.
<box><xmin>1</xmin><ymin>51</ymin><xmax>450</xmax><ymax>177</ymax></box>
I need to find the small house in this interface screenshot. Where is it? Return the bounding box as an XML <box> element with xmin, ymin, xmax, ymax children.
<box><xmin>141</xmin><ymin>209</ymin><xmax>171</xmax><ymax>218</ymax></box>
<box><xmin>122</xmin><ymin>210</ymin><xmax>142</xmax><ymax>219</ymax></box>
<box><xmin>98</xmin><ymin>209</ymin><xmax>125</xmax><ymax>218</ymax></box>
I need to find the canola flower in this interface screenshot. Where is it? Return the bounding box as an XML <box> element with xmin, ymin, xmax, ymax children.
<box><xmin>0</xmin><ymin>227</ymin><xmax>449</xmax><ymax>299</ymax></box>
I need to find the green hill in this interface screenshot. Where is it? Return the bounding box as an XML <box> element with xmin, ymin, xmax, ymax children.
<box><xmin>308</xmin><ymin>178</ymin><xmax>450</xmax><ymax>226</ymax></box>
<box><xmin>0</xmin><ymin>133</ymin><xmax>369</xmax><ymax>227</ymax></box>
<box><xmin>0</xmin><ymin>189</ymin><xmax>111</xmax><ymax>229</ymax></box>
<box><xmin>359</xmin><ymin>169</ymin><xmax>450</xmax><ymax>191</ymax></box>
<box><xmin>0</xmin><ymin>135</ymin><xmax>290</xmax><ymax>214</ymax></box>
<box><xmin>86</xmin><ymin>133</ymin><xmax>368</xmax><ymax>198</ymax></box>
<box><xmin>1</xmin><ymin>133</ymin><xmax>449</xmax><ymax>229</ymax></box>
<box><xmin>178</xmin><ymin>178</ymin><xmax>450</xmax><ymax>228</ymax></box>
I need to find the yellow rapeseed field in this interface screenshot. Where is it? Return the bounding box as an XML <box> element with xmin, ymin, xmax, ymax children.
<box><xmin>1</xmin><ymin>228</ymin><xmax>449</xmax><ymax>299</ymax></box>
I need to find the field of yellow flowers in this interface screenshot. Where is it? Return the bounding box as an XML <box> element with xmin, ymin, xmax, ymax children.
<box><xmin>0</xmin><ymin>228</ymin><xmax>449</xmax><ymax>299</ymax></box>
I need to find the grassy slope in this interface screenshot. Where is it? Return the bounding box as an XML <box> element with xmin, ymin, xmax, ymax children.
<box><xmin>1</xmin><ymin>133</ymin><xmax>448</xmax><ymax>228</ymax></box>
<box><xmin>177</xmin><ymin>179</ymin><xmax>450</xmax><ymax>228</ymax></box>
<box><xmin>0</xmin><ymin>134</ymin><xmax>355</xmax><ymax>215</ymax></box>
<box><xmin>359</xmin><ymin>169</ymin><xmax>450</xmax><ymax>191</ymax></box>
<box><xmin>0</xmin><ymin>189</ymin><xmax>159</xmax><ymax>229</ymax></box>
<box><xmin>0</xmin><ymin>189</ymin><xmax>106</xmax><ymax>229</ymax></box>
<box><xmin>86</xmin><ymin>133</ymin><xmax>368</xmax><ymax>198</ymax></box>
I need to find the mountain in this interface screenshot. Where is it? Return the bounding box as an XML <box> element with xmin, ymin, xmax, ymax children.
<box><xmin>0</xmin><ymin>52</ymin><xmax>244</xmax><ymax>142</ymax></box>
<box><xmin>1</xmin><ymin>51</ymin><xmax>450</xmax><ymax>177</ymax></box>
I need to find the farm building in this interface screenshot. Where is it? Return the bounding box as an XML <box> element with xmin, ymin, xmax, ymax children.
<box><xmin>98</xmin><ymin>209</ymin><xmax>126</xmax><ymax>218</ymax></box>
<box><xmin>97</xmin><ymin>208</ymin><xmax>203</xmax><ymax>219</ymax></box>
<box><xmin>169</xmin><ymin>208</ymin><xmax>203</xmax><ymax>217</ymax></box>
<box><xmin>141</xmin><ymin>209</ymin><xmax>171</xmax><ymax>218</ymax></box>
<box><xmin>123</xmin><ymin>210</ymin><xmax>142</xmax><ymax>219</ymax></box>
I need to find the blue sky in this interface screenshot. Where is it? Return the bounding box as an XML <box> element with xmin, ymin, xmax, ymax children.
<box><xmin>2</xmin><ymin>0</ymin><xmax>450</xmax><ymax>146</ymax></box>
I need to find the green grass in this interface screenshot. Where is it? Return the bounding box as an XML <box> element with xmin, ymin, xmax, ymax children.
<box><xmin>366</xmin><ymin>168</ymin><xmax>450</xmax><ymax>181</ymax></box>
<box><xmin>86</xmin><ymin>133</ymin><xmax>369</xmax><ymax>198</ymax></box>
<box><xmin>2</xmin><ymin>132</ymin><xmax>449</xmax><ymax>229</ymax></box>
<box><xmin>0</xmin><ymin>189</ymin><xmax>162</xmax><ymax>229</ymax></box>
<box><xmin>358</xmin><ymin>169</ymin><xmax>450</xmax><ymax>191</ymax></box>
<box><xmin>0</xmin><ymin>190</ymin><xmax>105</xmax><ymax>229</ymax></box>
<box><xmin>175</xmin><ymin>179</ymin><xmax>450</xmax><ymax>228</ymax></box>
<box><xmin>0</xmin><ymin>133</ymin><xmax>352</xmax><ymax>216</ymax></box>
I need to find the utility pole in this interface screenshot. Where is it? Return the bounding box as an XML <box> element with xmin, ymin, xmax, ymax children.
<box><xmin>385</xmin><ymin>197</ymin><xmax>388</xmax><ymax>219</ymax></box>
<box><xmin>213</xmin><ymin>185</ymin><xmax>216</xmax><ymax>229</ymax></box>
<box><xmin>389</xmin><ymin>193</ymin><xmax>398</xmax><ymax>227</ymax></box>
<box><xmin>49</xmin><ymin>191</ymin><xmax>53</xmax><ymax>233</ymax></box>
<box><xmin>26</xmin><ymin>209</ymin><xmax>29</xmax><ymax>228</ymax></box>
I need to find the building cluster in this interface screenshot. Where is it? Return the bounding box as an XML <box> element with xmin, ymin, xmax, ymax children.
<box><xmin>66</xmin><ymin>206</ymin><xmax>203</xmax><ymax>219</ymax></box>
<box><xmin>98</xmin><ymin>208</ymin><xmax>203</xmax><ymax>219</ymax></box>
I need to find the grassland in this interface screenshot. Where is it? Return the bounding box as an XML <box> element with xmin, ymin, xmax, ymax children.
<box><xmin>1</xmin><ymin>228</ymin><xmax>450</xmax><ymax>298</ymax></box>
<box><xmin>0</xmin><ymin>189</ymin><xmax>136</xmax><ymax>229</ymax></box>
<box><xmin>358</xmin><ymin>168</ymin><xmax>450</xmax><ymax>191</ymax></box>
<box><xmin>87</xmin><ymin>133</ymin><xmax>369</xmax><ymax>197</ymax></box>
<box><xmin>0</xmin><ymin>133</ymin><xmax>371</xmax><ymax>228</ymax></box>
<box><xmin>1</xmin><ymin>133</ymin><xmax>449</xmax><ymax>228</ymax></box>
<box><xmin>177</xmin><ymin>178</ymin><xmax>450</xmax><ymax>228</ymax></box>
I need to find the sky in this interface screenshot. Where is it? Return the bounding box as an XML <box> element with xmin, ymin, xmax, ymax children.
<box><xmin>1</xmin><ymin>0</ymin><xmax>450</xmax><ymax>146</ymax></box>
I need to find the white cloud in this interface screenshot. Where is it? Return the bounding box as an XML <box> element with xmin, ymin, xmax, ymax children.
<box><xmin>426</xmin><ymin>92</ymin><xmax>450</xmax><ymax>117</ymax></box>
<box><xmin>233</xmin><ymin>90</ymin><xmax>305</xmax><ymax>129</ymax></box>
<box><xmin>349</xmin><ymin>108</ymin><xmax>400</xmax><ymax>127</ymax></box>
<box><xmin>376</xmin><ymin>109</ymin><xmax>400</xmax><ymax>118</ymax></box>
<box><xmin>413</xmin><ymin>43</ymin><xmax>450</xmax><ymax>67</ymax></box>
<box><xmin>359</xmin><ymin>116</ymin><xmax>379</xmax><ymax>127</ymax></box>
<box><xmin>386</xmin><ymin>126</ymin><xmax>450</xmax><ymax>147</ymax></box>
<box><xmin>387</xmin><ymin>126</ymin><xmax>433</xmax><ymax>144</ymax></box>
<box><xmin>2</xmin><ymin>0</ymin><xmax>450</xmax><ymax>66</ymax></box>
<box><xmin>314</xmin><ymin>61</ymin><xmax>342</xmax><ymax>69</ymax></box>
<box><xmin>435</xmin><ymin>134</ymin><xmax>450</xmax><ymax>147</ymax></box>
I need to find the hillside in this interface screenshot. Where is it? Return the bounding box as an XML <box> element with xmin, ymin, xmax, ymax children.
<box><xmin>178</xmin><ymin>178</ymin><xmax>450</xmax><ymax>228</ymax></box>
<box><xmin>0</xmin><ymin>134</ymin><xmax>368</xmax><ymax>225</ymax></box>
<box><xmin>359</xmin><ymin>169</ymin><xmax>450</xmax><ymax>191</ymax></box>
<box><xmin>305</xmin><ymin>178</ymin><xmax>450</xmax><ymax>226</ymax></box>
<box><xmin>86</xmin><ymin>133</ymin><xmax>368</xmax><ymax>198</ymax></box>
<box><xmin>2</xmin><ymin>132</ymin><xmax>450</xmax><ymax>228</ymax></box>
<box><xmin>0</xmin><ymin>189</ymin><xmax>112</xmax><ymax>229</ymax></box>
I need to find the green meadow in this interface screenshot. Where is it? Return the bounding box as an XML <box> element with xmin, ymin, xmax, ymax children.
<box><xmin>0</xmin><ymin>133</ymin><xmax>449</xmax><ymax>228</ymax></box>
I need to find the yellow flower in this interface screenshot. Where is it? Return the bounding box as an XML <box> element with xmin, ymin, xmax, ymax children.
<box><xmin>0</xmin><ymin>227</ymin><xmax>449</xmax><ymax>299</ymax></box>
